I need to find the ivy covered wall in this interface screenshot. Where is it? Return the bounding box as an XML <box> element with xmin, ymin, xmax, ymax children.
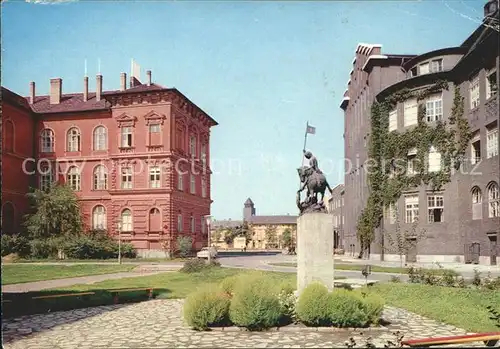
<box><xmin>356</xmin><ymin>80</ymin><xmax>472</xmax><ymax>253</ymax></box>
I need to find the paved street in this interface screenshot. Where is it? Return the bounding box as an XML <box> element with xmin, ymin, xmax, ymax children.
<box><xmin>2</xmin><ymin>299</ymin><xmax>486</xmax><ymax>349</ymax></box>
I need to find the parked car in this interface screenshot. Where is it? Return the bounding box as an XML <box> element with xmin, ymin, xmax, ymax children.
<box><xmin>197</xmin><ymin>246</ymin><xmax>218</xmax><ymax>259</ymax></box>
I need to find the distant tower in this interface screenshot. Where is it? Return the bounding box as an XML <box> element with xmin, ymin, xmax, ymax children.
<box><xmin>243</xmin><ymin>198</ymin><xmax>255</xmax><ymax>221</ymax></box>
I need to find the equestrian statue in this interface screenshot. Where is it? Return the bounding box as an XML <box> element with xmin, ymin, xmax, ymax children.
<box><xmin>296</xmin><ymin>150</ymin><xmax>333</xmax><ymax>215</ymax></box>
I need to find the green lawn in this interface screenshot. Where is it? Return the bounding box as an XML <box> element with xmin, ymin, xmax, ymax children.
<box><xmin>1</xmin><ymin>264</ymin><xmax>136</xmax><ymax>284</ymax></box>
<box><xmin>370</xmin><ymin>283</ymin><xmax>500</xmax><ymax>332</ymax></box>
<box><xmin>9</xmin><ymin>258</ymin><xmax>187</xmax><ymax>264</ymax></box>
<box><xmin>269</xmin><ymin>262</ymin><xmax>446</xmax><ymax>275</ymax></box>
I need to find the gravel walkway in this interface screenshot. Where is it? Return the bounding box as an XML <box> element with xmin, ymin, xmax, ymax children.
<box><xmin>2</xmin><ymin>299</ymin><xmax>490</xmax><ymax>348</ymax></box>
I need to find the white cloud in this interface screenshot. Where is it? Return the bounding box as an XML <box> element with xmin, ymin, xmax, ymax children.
<box><xmin>25</xmin><ymin>0</ymin><xmax>78</xmax><ymax>5</ymax></box>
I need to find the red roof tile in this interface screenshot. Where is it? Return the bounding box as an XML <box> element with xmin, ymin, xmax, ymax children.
<box><xmin>29</xmin><ymin>93</ymin><xmax>110</xmax><ymax>114</ymax></box>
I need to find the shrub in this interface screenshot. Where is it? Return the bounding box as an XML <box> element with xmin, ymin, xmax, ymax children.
<box><xmin>180</xmin><ymin>259</ymin><xmax>220</xmax><ymax>273</ymax></box>
<box><xmin>29</xmin><ymin>238</ymin><xmax>63</xmax><ymax>259</ymax></box>
<box><xmin>296</xmin><ymin>283</ymin><xmax>331</xmax><ymax>326</ymax></box>
<box><xmin>219</xmin><ymin>274</ymin><xmax>244</xmax><ymax>297</ymax></box>
<box><xmin>277</xmin><ymin>287</ymin><xmax>297</xmax><ymax>324</ymax></box>
<box><xmin>390</xmin><ymin>276</ymin><xmax>401</xmax><ymax>283</ymax></box>
<box><xmin>472</xmin><ymin>268</ymin><xmax>482</xmax><ymax>286</ymax></box>
<box><xmin>357</xmin><ymin>290</ymin><xmax>385</xmax><ymax>325</ymax></box>
<box><xmin>441</xmin><ymin>269</ymin><xmax>460</xmax><ymax>287</ymax></box>
<box><xmin>177</xmin><ymin>236</ymin><xmax>193</xmax><ymax>258</ymax></box>
<box><xmin>1</xmin><ymin>234</ymin><xmax>30</xmax><ymax>258</ymax></box>
<box><xmin>62</xmin><ymin>234</ymin><xmax>136</xmax><ymax>259</ymax></box>
<box><xmin>328</xmin><ymin>289</ymin><xmax>368</xmax><ymax>327</ymax></box>
<box><xmin>229</xmin><ymin>275</ymin><xmax>282</xmax><ymax>330</ymax></box>
<box><xmin>183</xmin><ymin>288</ymin><xmax>231</xmax><ymax>330</ymax></box>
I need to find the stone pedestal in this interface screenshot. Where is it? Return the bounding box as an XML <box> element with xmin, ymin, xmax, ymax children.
<box><xmin>297</xmin><ymin>213</ymin><xmax>334</xmax><ymax>295</ymax></box>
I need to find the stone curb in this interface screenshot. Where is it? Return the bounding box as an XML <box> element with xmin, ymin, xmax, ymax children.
<box><xmin>207</xmin><ymin>325</ymin><xmax>389</xmax><ymax>332</ymax></box>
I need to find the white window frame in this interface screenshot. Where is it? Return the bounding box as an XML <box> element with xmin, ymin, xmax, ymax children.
<box><xmin>430</xmin><ymin>59</ymin><xmax>443</xmax><ymax>73</ymax></box>
<box><xmin>472</xmin><ymin>187</ymin><xmax>482</xmax><ymax>220</ymax></box>
<box><xmin>389</xmin><ymin>109</ymin><xmax>397</xmax><ymax>131</ymax></box>
<box><xmin>404</xmin><ymin>98</ymin><xmax>418</xmax><ymax>127</ymax></box>
<box><xmin>486</xmin><ymin>127</ymin><xmax>498</xmax><ymax>159</ymax></box>
<box><xmin>121</xmin><ymin>167</ymin><xmax>133</xmax><ymax>189</ymax></box>
<box><xmin>40</xmin><ymin>129</ymin><xmax>54</xmax><ymax>153</ymax></box>
<box><xmin>407</xmin><ymin>148</ymin><xmax>417</xmax><ymax>176</ymax></box>
<box><xmin>93</xmin><ymin>126</ymin><xmax>107</xmax><ymax>151</ymax></box>
<box><xmin>67</xmin><ymin>166</ymin><xmax>81</xmax><ymax>191</ymax></box>
<box><xmin>39</xmin><ymin>165</ymin><xmax>54</xmax><ymax>191</ymax></box>
<box><xmin>190</xmin><ymin>173</ymin><xmax>196</xmax><ymax>194</ymax></box>
<box><xmin>121</xmin><ymin>209</ymin><xmax>133</xmax><ymax>232</ymax></box>
<box><xmin>67</xmin><ymin>127</ymin><xmax>80</xmax><ymax>152</ymax></box>
<box><xmin>92</xmin><ymin>205</ymin><xmax>107</xmax><ymax>230</ymax></box>
<box><xmin>428</xmin><ymin>146</ymin><xmax>442</xmax><ymax>172</ymax></box>
<box><xmin>190</xmin><ymin>215</ymin><xmax>195</xmax><ymax>233</ymax></box>
<box><xmin>93</xmin><ymin>165</ymin><xmax>108</xmax><ymax>190</ymax></box>
<box><xmin>426</xmin><ymin>94</ymin><xmax>443</xmax><ymax>122</ymax></box>
<box><xmin>470</xmin><ymin>133</ymin><xmax>481</xmax><ymax>164</ymax></box>
<box><xmin>405</xmin><ymin>195</ymin><xmax>419</xmax><ymax>223</ymax></box>
<box><xmin>149</xmin><ymin>166</ymin><xmax>161</xmax><ymax>188</ymax></box>
<box><xmin>488</xmin><ymin>183</ymin><xmax>500</xmax><ymax>218</ymax></box>
<box><xmin>427</xmin><ymin>194</ymin><xmax>444</xmax><ymax>223</ymax></box>
<box><xmin>177</xmin><ymin>214</ymin><xmax>183</xmax><ymax>232</ymax></box>
<box><xmin>121</xmin><ymin>126</ymin><xmax>133</xmax><ymax>148</ymax></box>
<box><xmin>189</xmin><ymin>135</ymin><xmax>196</xmax><ymax>157</ymax></box>
<box><xmin>178</xmin><ymin>173</ymin><xmax>184</xmax><ymax>191</ymax></box>
<box><xmin>486</xmin><ymin>69</ymin><xmax>497</xmax><ymax>100</ymax></box>
<box><xmin>470</xmin><ymin>75</ymin><xmax>480</xmax><ymax>109</ymax></box>
<box><xmin>201</xmin><ymin>177</ymin><xmax>207</xmax><ymax>198</ymax></box>
<box><xmin>149</xmin><ymin>124</ymin><xmax>160</xmax><ymax>133</ymax></box>
<box><xmin>419</xmin><ymin>62</ymin><xmax>430</xmax><ymax>75</ymax></box>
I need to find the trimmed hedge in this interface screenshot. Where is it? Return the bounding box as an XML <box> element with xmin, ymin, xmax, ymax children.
<box><xmin>229</xmin><ymin>275</ymin><xmax>283</xmax><ymax>330</ymax></box>
<box><xmin>183</xmin><ymin>288</ymin><xmax>231</xmax><ymax>330</ymax></box>
<box><xmin>295</xmin><ymin>282</ymin><xmax>331</xmax><ymax>326</ymax></box>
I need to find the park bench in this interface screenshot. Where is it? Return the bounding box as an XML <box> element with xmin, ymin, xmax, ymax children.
<box><xmin>401</xmin><ymin>332</ymin><xmax>500</xmax><ymax>347</ymax></box>
<box><xmin>31</xmin><ymin>292</ymin><xmax>96</xmax><ymax>300</ymax></box>
<box><xmin>108</xmin><ymin>287</ymin><xmax>154</xmax><ymax>304</ymax></box>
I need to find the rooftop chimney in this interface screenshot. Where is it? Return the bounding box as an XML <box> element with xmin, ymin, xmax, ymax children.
<box><xmin>29</xmin><ymin>81</ymin><xmax>35</xmax><ymax>104</ymax></box>
<box><xmin>96</xmin><ymin>74</ymin><xmax>102</xmax><ymax>101</ymax></box>
<box><xmin>146</xmin><ymin>70</ymin><xmax>152</xmax><ymax>86</ymax></box>
<box><xmin>50</xmin><ymin>78</ymin><xmax>62</xmax><ymax>105</ymax></box>
<box><xmin>83</xmin><ymin>76</ymin><xmax>89</xmax><ymax>102</ymax></box>
<box><xmin>120</xmin><ymin>72</ymin><xmax>127</xmax><ymax>91</ymax></box>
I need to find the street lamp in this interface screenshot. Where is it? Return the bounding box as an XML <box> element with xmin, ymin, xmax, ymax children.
<box><xmin>116</xmin><ymin>220</ymin><xmax>122</xmax><ymax>265</ymax></box>
<box><xmin>204</xmin><ymin>215</ymin><xmax>212</xmax><ymax>264</ymax></box>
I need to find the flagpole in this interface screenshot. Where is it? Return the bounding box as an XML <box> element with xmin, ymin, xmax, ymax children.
<box><xmin>298</xmin><ymin>121</ymin><xmax>309</xmax><ymax>192</ymax></box>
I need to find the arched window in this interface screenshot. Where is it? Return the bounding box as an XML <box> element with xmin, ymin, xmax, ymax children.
<box><xmin>67</xmin><ymin>166</ymin><xmax>81</xmax><ymax>191</ymax></box>
<box><xmin>472</xmin><ymin>186</ymin><xmax>482</xmax><ymax>220</ymax></box>
<box><xmin>121</xmin><ymin>209</ymin><xmax>133</xmax><ymax>232</ymax></box>
<box><xmin>93</xmin><ymin>126</ymin><xmax>107</xmax><ymax>151</ymax></box>
<box><xmin>40</xmin><ymin>129</ymin><xmax>55</xmax><ymax>153</ymax></box>
<box><xmin>488</xmin><ymin>182</ymin><xmax>499</xmax><ymax>218</ymax></box>
<box><xmin>148</xmin><ymin>208</ymin><xmax>161</xmax><ymax>232</ymax></box>
<box><xmin>189</xmin><ymin>135</ymin><xmax>196</xmax><ymax>156</ymax></box>
<box><xmin>67</xmin><ymin>127</ymin><xmax>81</xmax><ymax>152</ymax></box>
<box><xmin>93</xmin><ymin>165</ymin><xmax>108</xmax><ymax>190</ymax></box>
<box><xmin>1</xmin><ymin>202</ymin><xmax>15</xmax><ymax>234</ymax></box>
<box><xmin>92</xmin><ymin>205</ymin><xmax>106</xmax><ymax>230</ymax></box>
<box><xmin>4</xmin><ymin>120</ymin><xmax>14</xmax><ymax>152</ymax></box>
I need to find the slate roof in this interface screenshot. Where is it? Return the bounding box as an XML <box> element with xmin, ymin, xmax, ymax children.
<box><xmin>29</xmin><ymin>92</ymin><xmax>110</xmax><ymax>114</ymax></box>
<box><xmin>244</xmin><ymin>198</ymin><xmax>254</xmax><ymax>206</ymax></box>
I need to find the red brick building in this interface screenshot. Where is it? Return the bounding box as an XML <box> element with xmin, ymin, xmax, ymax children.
<box><xmin>1</xmin><ymin>71</ymin><xmax>217</xmax><ymax>257</ymax></box>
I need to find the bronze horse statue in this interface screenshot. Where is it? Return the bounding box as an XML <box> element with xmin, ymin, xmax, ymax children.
<box><xmin>297</xmin><ymin>166</ymin><xmax>333</xmax><ymax>204</ymax></box>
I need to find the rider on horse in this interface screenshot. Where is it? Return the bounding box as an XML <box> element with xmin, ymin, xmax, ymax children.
<box><xmin>303</xmin><ymin>150</ymin><xmax>323</xmax><ymax>175</ymax></box>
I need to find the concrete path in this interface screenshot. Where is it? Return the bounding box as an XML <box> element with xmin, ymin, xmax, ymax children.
<box><xmin>2</xmin><ymin>299</ymin><xmax>486</xmax><ymax>348</ymax></box>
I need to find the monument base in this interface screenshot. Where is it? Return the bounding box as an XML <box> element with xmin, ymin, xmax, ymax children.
<box><xmin>297</xmin><ymin>212</ymin><xmax>334</xmax><ymax>295</ymax></box>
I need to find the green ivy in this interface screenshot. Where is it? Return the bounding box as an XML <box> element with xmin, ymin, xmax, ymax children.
<box><xmin>356</xmin><ymin>80</ymin><xmax>471</xmax><ymax>251</ymax></box>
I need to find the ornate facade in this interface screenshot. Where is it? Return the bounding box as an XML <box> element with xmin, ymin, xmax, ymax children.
<box><xmin>1</xmin><ymin>71</ymin><xmax>217</xmax><ymax>257</ymax></box>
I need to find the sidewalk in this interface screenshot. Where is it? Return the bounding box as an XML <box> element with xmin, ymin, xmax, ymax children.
<box><xmin>2</xmin><ymin>269</ymin><xmax>169</xmax><ymax>293</ymax></box>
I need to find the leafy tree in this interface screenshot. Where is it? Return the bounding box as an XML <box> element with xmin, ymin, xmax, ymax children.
<box><xmin>281</xmin><ymin>228</ymin><xmax>293</xmax><ymax>249</ymax></box>
<box><xmin>23</xmin><ymin>183</ymin><xmax>83</xmax><ymax>239</ymax></box>
<box><xmin>377</xmin><ymin>206</ymin><xmax>427</xmax><ymax>272</ymax></box>
<box><xmin>212</xmin><ymin>227</ymin><xmax>225</xmax><ymax>244</ymax></box>
<box><xmin>264</xmin><ymin>225</ymin><xmax>278</xmax><ymax>248</ymax></box>
<box><xmin>176</xmin><ymin>235</ymin><xmax>193</xmax><ymax>257</ymax></box>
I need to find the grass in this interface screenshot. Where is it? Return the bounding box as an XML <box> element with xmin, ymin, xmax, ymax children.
<box><xmin>370</xmin><ymin>283</ymin><xmax>500</xmax><ymax>332</ymax></box>
<box><xmin>8</xmin><ymin>257</ymin><xmax>187</xmax><ymax>264</ymax></box>
<box><xmin>1</xmin><ymin>264</ymin><xmax>136</xmax><ymax>284</ymax></box>
<box><xmin>269</xmin><ymin>262</ymin><xmax>447</xmax><ymax>275</ymax></box>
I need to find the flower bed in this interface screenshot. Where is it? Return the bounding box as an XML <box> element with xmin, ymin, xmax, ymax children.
<box><xmin>183</xmin><ymin>273</ymin><xmax>385</xmax><ymax>331</ymax></box>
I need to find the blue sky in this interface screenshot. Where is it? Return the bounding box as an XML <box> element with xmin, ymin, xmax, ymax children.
<box><xmin>2</xmin><ymin>0</ymin><xmax>485</xmax><ymax>220</ymax></box>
